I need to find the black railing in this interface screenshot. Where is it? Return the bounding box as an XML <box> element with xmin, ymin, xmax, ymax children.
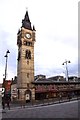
<box><xmin>9</xmin><ymin>94</ymin><xmax>80</xmax><ymax>109</ymax></box>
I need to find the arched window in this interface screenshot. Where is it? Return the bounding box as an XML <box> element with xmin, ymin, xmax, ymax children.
<box><xmin>28</xmin><ymin>50</ymin><xmax>31</xmax><ymax>59</ymax></box>
<box><xmin>27</xmin><ymin>73</ymin><xmax>29</xmax><ymax>78</ymax></box>
<box><xmin>25</xmin><ymin>50</ymin><xmax>31</xmax><ymax>59</ymax></box>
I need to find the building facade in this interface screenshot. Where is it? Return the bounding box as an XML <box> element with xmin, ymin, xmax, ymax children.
<box><xmin>11</xmin><ymin>77</ymin><xmax>17</xmax><ymax>101</ymax></box>
<box><xmin>32</xmin><ymin>78</ymin><xmax>80</xmax><ymax>100</ymax></box>
<box><xmin>17</xmin><ymin>11</ymin><xmax>36</xmax><ymax>101</ymax></box>
<box><xmin>11</xmin><ymin>75</ymin><xmax>80</xmax><ymax>101</ymax></box>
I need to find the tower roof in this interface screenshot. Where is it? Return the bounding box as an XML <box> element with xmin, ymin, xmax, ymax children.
<box><xmin>22</xmin><ymin>10</ymin><xmax>32</xmax><ymax>30</ymax></box>
<box><xmin>24</xmin><ymin>11</ymin><xmax>30</xmax><ymax>22</ymax></box>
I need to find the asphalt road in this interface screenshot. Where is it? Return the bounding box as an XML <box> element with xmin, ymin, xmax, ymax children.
<box><xmin>1</xmin><ymin>100</ymin><xmax>79</xmax><ymax>119</ymax></box>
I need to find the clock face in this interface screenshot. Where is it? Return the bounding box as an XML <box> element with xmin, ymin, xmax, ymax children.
<box><xmin>25</xmin><ymin>33</ymin><xmax>31</xmax><ymax>39</ymax></box>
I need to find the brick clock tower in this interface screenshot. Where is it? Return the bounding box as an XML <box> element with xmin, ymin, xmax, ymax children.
<box><xmin>17</xmin><ymin>11</ymin><xmax>36</xmax><ymax>101</ymax></box>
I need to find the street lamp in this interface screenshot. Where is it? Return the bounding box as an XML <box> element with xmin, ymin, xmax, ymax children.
<box><xmin>62</xmin><ymin>60</ymin><xmax>71</xmax><ymax>81</ymax></box>
<box><xmin>4</xmin><ymin>50</ymin><xmax>10</xmax><ymax>80</ymax></box>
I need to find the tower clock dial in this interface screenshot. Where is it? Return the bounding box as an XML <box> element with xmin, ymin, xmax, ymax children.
<box><xmin>25</xmin><ymin>33</ymin><xmax>31</xmax><ymax>39</ymax></box>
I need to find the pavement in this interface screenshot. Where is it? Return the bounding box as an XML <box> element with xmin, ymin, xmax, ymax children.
<box><xmin>1</xmin><ymin>100</ymin><xmax>79</xmax><ymax>119</ymax></box>
<box><xmin>1</xmin><ymin>96</ymin><xmax>80</xmax><ymax>110</ymax></box>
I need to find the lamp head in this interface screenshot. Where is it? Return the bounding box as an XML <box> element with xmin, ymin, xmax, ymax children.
<box><xmin>7</xmin><ymin>50</ymin><xmax>10</xmax><ymax>53</ymax></box>
<box><xmin>4</xmin><ymin>55</ymin><xmax>7</xmax><ymax>57</ymax></box>
<box><xmin>68</xmin><ymin>60</ymin><xmax>70</xmax><ymax>63</ymax></box>
<box><xmin>62</xmin><ymin>63</ymin><xmax>64</xmax><ymax>65</ymax></box>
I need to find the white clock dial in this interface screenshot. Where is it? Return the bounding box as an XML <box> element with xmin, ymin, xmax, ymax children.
<box><xmin>26</xmin><ymin>33</ymin><xmax>31</xmax><ymax>39</ymax></box>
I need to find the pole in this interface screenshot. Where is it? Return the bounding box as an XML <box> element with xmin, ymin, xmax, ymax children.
<box><xmin>62</xmin><ymin>60</ymin><xmax>71</xmax><ymax>81</ymax></box>
<box><xmin>65</xmin><ymin>61</ymin><xmax>68</xmax><ymax>81</ymax></box>
<box><xmin>4</xmin><ymin>50</ymin><xmax>10</xmax><ymax>80</ymax></box>
<box><xmin>5</xmin><ymin>54</ymin><xmax>8</xmax><ymax>80</ymax></box>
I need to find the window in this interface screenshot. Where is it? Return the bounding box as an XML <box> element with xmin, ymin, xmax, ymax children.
<box><xmin>27</xmin><ymin>73</ymin><xmax>29</xmax><ymax>78</ymax></box>
<box><xmin>17</xmin><ymin>51</ymin><xmax>20</xmax><ymax>61</ymax></box>
<box><xmin>26</xmin><ymin>42</ymin><xmax>30</xmax><ymax>46</ymax></box>
<box><xmin>24</xmin><ymin>41</ymin><xmax>32</xmax><ymax>46</ymax></box>
<box><xmin>25</xmin><ymin>50</ymin><xmax>31</xmax><ymax>59</ymax></box>
<box><xmin>27</xmin><ymin>60</ymin><xmax>29</xmax><ymax>65</ymax></box>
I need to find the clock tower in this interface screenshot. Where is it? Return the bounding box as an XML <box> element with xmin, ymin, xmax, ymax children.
<box><xmin>17</xmin><ymin>11</ymin><xmax>36</xmax><ymax>101</ymax></box>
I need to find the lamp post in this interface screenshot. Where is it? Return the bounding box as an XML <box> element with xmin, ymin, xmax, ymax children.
<box><xmin>62</xmin><ymin>60</ymin><xmax>71</xmax><ymax>81</ymax></box>
<box><xmin>4</xmin><ymin>50</ymin><xmax>10</xmax><ymax>81</ymax></box>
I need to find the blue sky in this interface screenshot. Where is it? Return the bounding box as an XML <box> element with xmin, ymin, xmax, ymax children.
<box><xmin>0</xmin><ymin>0</ymin><xmax>78</xmax><ymax>83</ymax></box>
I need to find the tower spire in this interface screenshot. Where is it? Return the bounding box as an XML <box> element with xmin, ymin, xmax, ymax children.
<box><xmin>24</xmin><ymin>10</ymin><xmax>30</xmax><ymax>22</ymax></box>
<box><xmin>22</xmin><ymin>10</ymin><xmax>32</xmax><ymax>30</ymax></box>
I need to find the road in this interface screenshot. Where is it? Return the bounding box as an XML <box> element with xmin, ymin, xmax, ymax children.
<box><xmin>1</xmin><ymin>100</ymin><xmax>80</xmax><ymax>119</ymax></box>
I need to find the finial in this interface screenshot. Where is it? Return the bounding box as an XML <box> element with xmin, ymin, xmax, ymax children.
<box><xmin>33</xmin><ymin>25</ymin><xmax>36</xmax><ymax>31</ymax></box>
<box><xmin>26</xmin><ymin>7</ymin><xmax>28</xmax><ymax>11</ymax></box>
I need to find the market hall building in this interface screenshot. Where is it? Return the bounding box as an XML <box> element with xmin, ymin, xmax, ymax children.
<box><xmin>32</xmin><ymin>75</ymin><xmax>80</xmax><ymax>100</ymax></box>
<box><xmin>11</xmin><ymin>75</ymin><xmax>80</xmax><ymax>101</ymax></box>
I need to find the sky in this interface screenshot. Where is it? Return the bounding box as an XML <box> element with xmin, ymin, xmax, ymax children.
<box><xmin>0</xmin><ymin>0</ymin><xmax>79</xmax><ymax>83</ymax></box>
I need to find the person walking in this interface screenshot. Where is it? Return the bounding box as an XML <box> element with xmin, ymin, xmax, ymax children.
<box><xmin>5</xmin><ymin>95</ymin><xmax>10</xmax><ymax>110</ymax></box>
<box><xmin>59</xmin><ymin>93</ymin><xmax>62</xmax><ymax>102</ymax></box>
<box><xmin>2</xmin><ymin>97</ymin><xmax>5</xmax><ymax>109</ymax></box>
